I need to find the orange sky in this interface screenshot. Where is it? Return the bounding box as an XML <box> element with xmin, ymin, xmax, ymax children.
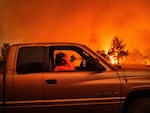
<box><xmin>0</xmin><ymin>0</ymin><xmax>150</xmax><ymax>55</ymax></box>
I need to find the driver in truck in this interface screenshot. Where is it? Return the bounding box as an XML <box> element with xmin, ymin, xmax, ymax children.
<box><xmin>54</xmin><ymin>52</ymin><xmax>75</xmax><ymax>72</ymax></box>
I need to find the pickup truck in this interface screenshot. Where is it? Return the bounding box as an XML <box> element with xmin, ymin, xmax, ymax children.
<box><xmin>0</xmin><ymin>42</ymin><xmax>150</xmax><ymax>113</ymax></box>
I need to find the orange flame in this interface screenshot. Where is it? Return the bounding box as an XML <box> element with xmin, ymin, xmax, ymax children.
<box><xmin>109</xmin><ymin>56</ymin><xmax>118</xmax><ymax>65</ymax></box>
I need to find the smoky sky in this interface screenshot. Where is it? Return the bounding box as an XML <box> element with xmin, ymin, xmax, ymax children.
<box><xmin>0</xmin><ymin>0</ymin><xmax>150</xmax><ymax>54</ymax></box>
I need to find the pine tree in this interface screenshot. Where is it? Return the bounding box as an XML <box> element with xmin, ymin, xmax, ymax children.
<box><xmin>0</xmin><ymin>43</ymin><xmax>10</xmax><ymax>72</ymax></box>
<box><xmin>1</xmin><ymin>43</ymin><xmax>10</xmax><ymax>61</ymax></box>
<box><xmin>108</xmin><ymin>36</ymin><xmax>128</xmax><ymax>64</ymax></box>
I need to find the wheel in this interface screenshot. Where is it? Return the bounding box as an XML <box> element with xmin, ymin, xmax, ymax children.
<box><xmin>126</xmin><ymin>98</ymin><xmax>150</xmax><ymax>113</ymax></box>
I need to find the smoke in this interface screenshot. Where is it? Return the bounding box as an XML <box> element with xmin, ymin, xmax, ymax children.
<box><xmin>125</xmin><ymin>48</ymin><xmax>150</xmax><ymax>65</ymax></box>
<box><xmin>0</xmin><ymin>0</ymin><xmax>150</xmax><ymax>54</ymax></box>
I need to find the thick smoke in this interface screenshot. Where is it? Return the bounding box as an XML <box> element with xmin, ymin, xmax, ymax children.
<box><xmin>0</xmin><ymin>0</ymin><xmax>150</xmax><ymax>58</ymax></box>
<box><xmin>125</xmin><ymin>49</ymin><xmax>150</xmax><ymax>65</ymax></box>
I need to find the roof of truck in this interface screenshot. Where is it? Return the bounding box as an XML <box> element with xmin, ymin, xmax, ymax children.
<box><xmin>12</xmin><ymin>42</ymin><xmax>86</xmax><ymax>47</ymax></box>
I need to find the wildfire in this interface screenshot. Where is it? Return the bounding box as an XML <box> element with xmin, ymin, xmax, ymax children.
<box><xmin>109</xmin><ymin>56</ymin><xmax>118</xmax><ymax>65</ymax></box>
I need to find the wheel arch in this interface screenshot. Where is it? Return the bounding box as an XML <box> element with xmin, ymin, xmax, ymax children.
<box><xmin>122</xmin><ymin>89</ymin><xmax>150</xmax><ymax>113</ymax></box>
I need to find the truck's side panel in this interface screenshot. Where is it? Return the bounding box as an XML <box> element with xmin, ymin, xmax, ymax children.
<box><xmin>4</xmin><ymin>46</ymin><xmax>44</xmax><ymax>113</ymax></box>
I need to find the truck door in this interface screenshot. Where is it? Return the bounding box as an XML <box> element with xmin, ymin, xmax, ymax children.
<box><xmin>43</xmin><ymin>47</ymin><xmax>122</xmax><ymax>113</ymax></box>
<box><xmin>9</xmin><ymin>46</ymin><xmax>45</xmax><ymax>113</ymax></box>
<box><xmin>43</xmin><ymin>71</ymin><xmax>121</xmax><ymax>113</ymax></box>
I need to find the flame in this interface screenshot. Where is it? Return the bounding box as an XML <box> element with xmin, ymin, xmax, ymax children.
<box><xmin>109</xmin><ymin>56</ymin><xmax>118</xmax><ymax>65</ymax></box>
<box><xmin>1</xmin><ymin>0</ymin><xmax>150</xmax><ymax>65</ymax></box>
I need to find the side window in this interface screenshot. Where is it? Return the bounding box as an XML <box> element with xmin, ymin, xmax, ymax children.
<box><xmin>51</xmin><ymin>46</ymin><xmax>106</xmax><ymax>72</ymax></box>
<box><xmin>16</xmin><ymin>47</ymin><xmax>44</xmax><ymax>74</ymax></box>
<box><xmin>54</xmin><ymin>50</ymin><xmax>82</xmax><ymax>68</ymax></box>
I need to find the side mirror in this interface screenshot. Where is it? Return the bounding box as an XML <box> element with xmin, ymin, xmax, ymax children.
<box><xmin>86</xmin><ymin>58</ymin><xmax>106</xmax><ymax>72</ymax></box>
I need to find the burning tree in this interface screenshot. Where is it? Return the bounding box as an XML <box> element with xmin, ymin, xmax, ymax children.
<box><xmin>108</xmin><ymin>36</ymin><xmax>128</xmax><ymax>65</ymax></box>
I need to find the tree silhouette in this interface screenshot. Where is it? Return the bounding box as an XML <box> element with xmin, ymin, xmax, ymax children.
<box><xmin>97</xmin><ymin>50</ymin><xmax>110</xmax><ymax>61</ymax></box>
<box><xmin>0</xmin><ymin>43</ymin><xmax>10</xmax><ymax>72</ymax></box>
<box><xmin>1</xmin><ymin>43</ymin><xmax>10</xmax><ymax>61</ymax></box>
<box><xmin>108</xmin><ymin>36</ymin><xmax>128</xmax><ymax>64</ymax></box>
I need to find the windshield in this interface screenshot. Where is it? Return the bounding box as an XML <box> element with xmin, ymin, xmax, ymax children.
<box><xmin>81</xmin><ymin>45</ymin><xmax>116</xmax><ymax>70</ymax></box>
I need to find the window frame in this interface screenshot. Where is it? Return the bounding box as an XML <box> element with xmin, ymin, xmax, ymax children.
<box><xmin>49</xmin><ymin>46</ymin><xmax>106</xmax><ymax>72</ymax></box>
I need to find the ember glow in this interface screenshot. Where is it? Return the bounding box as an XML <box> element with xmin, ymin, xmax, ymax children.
<box><xmin>0</xmin><ymin>0</ymin><xmax>150</xmax><ymax>65</ymax></box>
<box><xmin>109</xmin><ymin>56</ymin><xmax>117</xmax><ymax>65</ymax></box>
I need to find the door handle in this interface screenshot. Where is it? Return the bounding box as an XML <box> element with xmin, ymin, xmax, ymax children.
<box><xmin>45</xmin><ymin>80</ymin><xmax>57</xmax><ymax>84</ymax></box>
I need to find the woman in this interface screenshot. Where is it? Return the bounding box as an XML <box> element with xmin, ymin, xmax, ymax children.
<box><xmin>54</xmin><ymin>52</ymin><xmax>75</xmax><ymax>71</ymax></box>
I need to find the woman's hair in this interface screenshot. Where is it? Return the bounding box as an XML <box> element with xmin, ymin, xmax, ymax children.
<box><xmin>55</xmin><ymin>52</ymin><xmax>66</xmax><ymax>66</ymax></box>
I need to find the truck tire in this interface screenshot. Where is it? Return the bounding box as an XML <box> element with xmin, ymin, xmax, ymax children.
<box><xmin>126</xmin><ymin>98</ymin><xmax>150</xmax><ymax>113</ymax></box>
